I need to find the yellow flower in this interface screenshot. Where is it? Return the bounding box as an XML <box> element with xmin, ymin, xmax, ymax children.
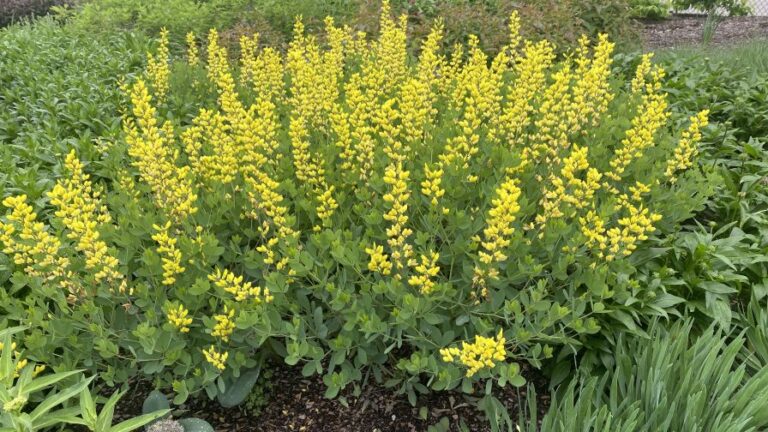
<box><xmin>421</xmin><ymin>163</ymin><xmax>445</xmax><ymax>208</ymax></box>
<box><xmin>124</xmin><ymin>79</ymin><xmax>198</xmax><ymax>224</ymax></box>
<box><xmin>202</xmin><ymin>346</ymin><xmax>228</xmax><ymax>371</ymax></box>
<box><xmin>665</xmin><ymin>110</ymin><xmax>709</xmax><ymax>182</ymax></box>
<box><xmin>212</xmin><ymin>306</ymin><xmax>236</xmax><ymax>342</ymax></box>
<box><xmin>186</xmin><ymin>31</ymin><xmax>199</xmax><ymax>67</ymax></box>
<box><xmin>209</xmin><ymin>268</ymin><xmax>272</xmax><ymax>303</ymax></box>
<box><xmin>383</xmin><ymin>162</ymin><xmax>414</xmax><ymax>275</ymax></box>
<box><xmin>166</xmin><ymin>303</ymin><xmax>193</xmax><ymax>333</ymax></box>
<box><xmin>32</xmin><ymin>365</ymin><xmax>46</xmax><ymax>377</ymax></box>
<box><xmin>0</xmin><ymin>195</ymin><xmax>72</xmax><ymax>294</ymax></box>
<box><xmin>474</xmin><ymin>176</ymin><xmax>522</xmax><ymax>297</ymax></box>
<box><xmin>608</xmin><ymin>63</ymin><xmax>669</xmax><ymax>181</ymax></box>
<box><xmin>408</xmin><ymin>251</ymin><xmax>440</xmax><ymax>294</ymax></box>
<box><xmin>290</xmin><ymin>114</ymin><xmax>338</xmax><ymax>223</ymax></box>
<box><xmin>494</xmin><ymin>39</ymin><xmax>555</xmax><ymax>145</ymax></box>
<box><xmin>365</xmin><ymin>244</ymin><xmax>393</xmax><ymax>275</ymax></box>
<box><xmin>152</xmin><ymin>222</ymin><xmax>184</xmax><ymax>286</ymax></box>
<box><xmin>146</xmin><ymin>27</ymin><xmax>170</xmax><ymax>101</ymax></box>
<box><xmin>524</xmin><ymin>61</ymin><xmax>574</xmax><ymax>165</ymax></box>
<box><xmin>569</xmin><ymin>34</ymin><xmax>616</xmax><ymax>132</ymax></box>
<box><xmin>440</xmin><ymin>330</ymin><xmax>507</xmax><ymax>377</ymax></box>
<box><xmin>48</xmin><ymin>150</ymin><xmax>122</xmax><ymax>287</ymax></box>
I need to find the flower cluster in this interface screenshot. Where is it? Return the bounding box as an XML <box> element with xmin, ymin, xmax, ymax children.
<box><xmin>209</xmin><ymin>268</ymin><xmax>272</xmax><ymax>303</ymax></box>
<box><xmin>0</xmin><ymin>195</ymin><xmax>69</xmax><ymax>285</ymax></box>
<box><xmin>152</xmin><ymin>222</ymin><xmax>184</xmax><ymax>286</ymax></box>
<box><xmin>665</xmin><ymin>110</ymin><xmax>710</xmax><ymax>182</ymax></box>
<box><xmin>166</xmin><ymin>303</ymin><xmax>193</xmax><ymax>333</ymax></box>
<box><xmin>146</xmin><ymin>27</ymin><xmax>170</xmax><ymax>101</ymax></box>
<box><xmin>440</xmin><ymin>330</ymin><xmax>507</xmax><ymax>377</ymax></box>
<box><xmin>202</xmin><ymin>346</ymin><xmax>228</xmax><ymax>371</ymax></box>
<box><xmin>48</xmin><ymin>150</ymin><xmax>122</xmax><ymax>286</ymax></box>
<box><xmin>211</xmin><ymin>306</ymin><xmax>236</xmax><ymax>342</ymax></box>
<box><xmin>408</xmin><ymin>251</ymin><xmax>440</xmax><ymax>294</ymax></box>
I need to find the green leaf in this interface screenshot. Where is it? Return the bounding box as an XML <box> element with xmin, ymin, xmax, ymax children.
<box><xmin>109</xmin><ymin>410</ymin><xmax>171</xmax><ymax>432</ymax></box>
<box><xmin>33</xmin><ymin>407</ymin><xmax>87</xmax><ymax>429</ymax></box>
<box><xmin>96</xmin><ymin>390</ymin><xmax>125</xmax><ymax>431</ymax></box>
<box><xmin>142</xmin><ymin>390</ymin><xmax>171</xmax><ymax>416</ymax></box>
<box><xmin>29</xmin><ymin>376</ymin><xmax>93</xmax><ymax>422</ymax></box>
<box><xmin>24</xmin><ymin>369</ymin><xmax>84</xmax><ymax>395</ymax></box>
<box><xmin>178</xmin><ymin>418</ymin><xmax>215</xmax><ymax>432</ymax></box>
<box><xmin>217</xmin><ymin>367</ymin><xmax>261</xmax><ymax>408</ymax></box>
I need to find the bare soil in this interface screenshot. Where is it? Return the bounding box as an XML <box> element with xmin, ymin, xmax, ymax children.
<box><xmin>641</xmin><ymin>15</ymin><xmax>768</xmax><ymax>49</ymax></box>
<box><xmin>110</xmin><ymin>363</ymin><xmax>550</xmax><ymax>432</ymax></box>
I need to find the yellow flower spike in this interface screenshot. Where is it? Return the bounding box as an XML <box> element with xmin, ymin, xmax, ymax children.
<box><xmin>0</xmin><ymin>195</ymin><xmax>71</xmax><ymax>290</ymax></box>
<box><xmin>151</xmin><ymin>222</ymin><xmax>184</xmax><ymax>286</ymax></box>
<box><xmin>209</xmin><ymin>268</ymin><xmax>272</xmax><ymax>304</ymax></box>
<box><xmin>631</xmin><ymin>53</ymin><xmax>654</xmax><ymax>94</ymax></box>
<box><xmin>440</xmin><ymin>331</ymin><xmax>507</xmax><ymax>377</ymax></box>
<box><xmin>408</xmin><ymin>251</ymin><xmax>440</xmax><ymax>294</ymax></box>
<box><xmin>146</xmin><ymin>27</ymin><xmax>170</xmax><ymax>102</ymax></box>
<box><xmin>212</xmin><ymin>306</ymin><xmax>236</xmax><ymax>342</ymax></box>
<box><xmin>202</xmin><ymin>346</ymin><xmax>228</xmax><ymax>371</ymax></box>
<box><xmin>366</xmin><ymin>244</ymin><xmax>393</xmax><ymax>276</ymax></box>
<box><xmin>48</xmin><ymin>150</ymin><xmax>123</xmax><ymax>287</ymax></box>
<box><xmin>607</xmin><ymin>64</ymin><xmax>670</xmax><ymax>182</ymax></box>
<box><xmin>186</xmin><ymin>31</ymin><xmax>199</xmax><ymax>67</ymax></box>
<box><xmin>569</xmin><ymin>33</ymin><xmax>616</xmax><ymax>132</ymax></box>
<box><xmin>524</xmin><ymin>61</ymin><xmax>574</xmax><ymax>164</ymax></box>
<box><xmin>383</xmin><ymin>162</ymin><xmax>414</xmax><ymax>275</ymax></box>
<box><xmin>376</xmin><ymin>0</ymin><xmax>408</xmax><ymax>94</ymax></box>
<box><xmin>665</xmin><ymin>110</ymin><xmax>709</xmax><ymax>182</ymax></box>
<box><xmin>421</xmin><ymin>163</ymin><xmax>445</xmax><ymax>208</ymax></box>
<box><xmin>473</xmin><ymin>176</ymin><xmax>522</xmax><ymax>298</ymax></box>
<box><xmin>124</xmin><ymin>79</ymin><xmax>198</xmax><ymax>224</ymax></box>
<box><xmin>166</xmin><ymin>303</ymin><xmax>193</xmax><ymax>333</ymax></box>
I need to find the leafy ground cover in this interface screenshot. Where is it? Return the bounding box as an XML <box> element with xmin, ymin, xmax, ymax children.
<box><xmin>1</xmin><ymin>1</ymin><xmax>768</xmax><ymax>431</ymax></box>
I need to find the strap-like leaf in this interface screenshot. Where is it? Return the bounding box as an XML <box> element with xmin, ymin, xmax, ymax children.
<box><xmin>108</xmin><ymin>409</ymin><xmax>171</xmax><ymax>432</ymax></box>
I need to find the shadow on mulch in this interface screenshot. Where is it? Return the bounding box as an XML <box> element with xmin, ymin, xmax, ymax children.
<box><xmin>641</xmin><ymin>15</ymin><xmax>768</xmax><ymax>50</ymax></box>
<box><xmin>110</xmin><ymin>363</ymin><xmax>550</xmax><ymax>432</ymax></box>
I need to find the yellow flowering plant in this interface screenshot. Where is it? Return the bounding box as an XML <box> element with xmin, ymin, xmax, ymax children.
<box><xmin>0</xmin><ymin>2</ymin><xmax>715</xmax><ymax>405</ymax></box>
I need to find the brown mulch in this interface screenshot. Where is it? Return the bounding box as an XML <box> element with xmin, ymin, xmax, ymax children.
<box><xmin>641</xmin><ymin>15</ymin><xmax>768</xmax><ymax>49</ymax></box>
<box><xmin>110</xmin><ymin>363</ymin><xmax>550</xmax><ymax>432</ymax></box>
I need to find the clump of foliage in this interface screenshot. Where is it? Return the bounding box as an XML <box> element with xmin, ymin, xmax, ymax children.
<box><xmin>0</xmin><ymin>0</ymin><xmax>713</xmax><ymax>412</ymax></box>
<box><xmin>672</xmin><ymin>0</ymin><xmax>751</xmax><ymax>15</ymax></box>
<box><xmin>630</xmin><ymin>0</ymin><xmax>671</xmax><ymax>19</ymax></box>
<box><xmin>522</xmin><ymin>322</ymin><xmax>768</xmax><ymax>432</ymax></box>
<box><xmin>66</xmin><ymin>0</ymin><xmax>637</xmax><ymax>55</ymax></box>
<box><xmin>0</xmin><ymin>327</ymin><xmax>168</xmax><ymax>431</ymax></box>
<box><xmin>0</xmin><ymin>18</ymin><xmax>147</xmax><ymax>201</ymax></box>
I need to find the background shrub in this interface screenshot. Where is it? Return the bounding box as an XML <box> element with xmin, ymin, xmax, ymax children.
<box><xmin>0</xmin><ymin>0</ymin><xmax>73</xmax><ymax>27</ymax></box>
<box><xmin>66</xmin><ymin>0</ymin><xmax>638</xmax><ymax>54</ymax></box>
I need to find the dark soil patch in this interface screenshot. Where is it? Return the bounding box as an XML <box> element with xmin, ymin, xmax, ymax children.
<box><xmin>109</xmin><ymin>363</ymin><xmax>550</xmax><ymax>431</ymax></box>
<box><xmin>641</xmin><ymin>15</ymin><xmax>768</xmax><ymax>49</ymax></box>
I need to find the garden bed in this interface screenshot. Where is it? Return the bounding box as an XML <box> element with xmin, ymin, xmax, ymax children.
<box><xmin>109</xmin><ymin>364</ymin><xmax>550</xmax><ymax>431</ymax></box>
<box><xmin>642</xmin><ymin>15</ymin><xmax>768</xmax><ymax>48</ymax></box>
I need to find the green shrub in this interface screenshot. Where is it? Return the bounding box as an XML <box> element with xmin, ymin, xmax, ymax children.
<box><xmin>622</xmin><ymin>51</ymin><xmax>768</xmax><ymax>327</ymax></box>
<box><xmin>0</xmin><ymin>3</ymin><xmax>713</xmax><ymax>409</ymax></box>
<box><xmin>672</xmin><ymin>0</ymin><xmax>751</xmax><ymax>15</ymax></box>
<box><xmin>630</xmin><ymin>0</ymin><xmax>671</xmax><ymax>19</ymax></box>
<box><xmin>0</xmin><ymin>18</ymin><xmax>148</xmax><ymax>201</ymax></box>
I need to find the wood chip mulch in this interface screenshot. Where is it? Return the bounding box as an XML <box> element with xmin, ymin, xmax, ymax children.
<box><xmin>111</xmin><ymin>362</ymin><xmax>551</xmax><ymax>432</ymax></box>
<box><xmin>641</xmin><ymin>15</ymin><xmax>768</xmax><ymax>49</ymax></box>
